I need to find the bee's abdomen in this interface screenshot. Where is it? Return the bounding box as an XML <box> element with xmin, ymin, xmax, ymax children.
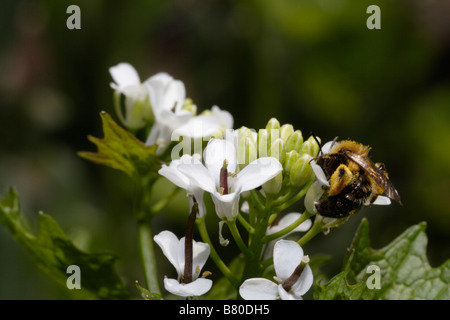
<box><xmin>315</xmin><ymin>174</ymin><xmax>372</xmax><ymax>218</ymax></box>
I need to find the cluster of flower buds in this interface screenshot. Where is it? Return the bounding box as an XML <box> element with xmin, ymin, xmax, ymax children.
<box><xmin>233</xmin><ymin>118</ymin><xmax>320</xmax><ymax>195</ymax></box>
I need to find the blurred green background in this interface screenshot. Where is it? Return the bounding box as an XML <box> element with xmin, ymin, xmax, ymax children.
<box><xmin>1</xmin><ymin>0</ymin><xmax>449</xmax><ymax>299</ymax></box>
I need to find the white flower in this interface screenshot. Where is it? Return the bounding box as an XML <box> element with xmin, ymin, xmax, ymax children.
<box><xmin>239</xmin><ymin>240</ymin><xmax>313</xmax><ymax>300</ymax></box>
<box><xmin>109</xmin><ymin>62</ymin><xmax>153</xmax><ymax>129</ymax></box>
<box><xmin>305</xmin><ymin>140</ymin><xmax>392</xmax><ymax>215</ymax></box>
<box><xmin>177</xmin><ymin>138</ymin><xmax>283</xmax><ymax>221</ymax></box>
<box><xmin>169</xmin><ymin>106</ymin><xmax>234</xmax><ymax>160</ymax></box>
<box><xmin>262</xmin><ymin>212</ymin><xmax>312</xmax><ymax>260</ymax></box>
<box><xmin>173</xmin><ymin>106</ymin><xmax>233</xmax><ymax>140</ymax></box>
<box><xmin>158</xmin><ymin>155</ymin><xmax>207</xmax><ymax>217</ymax></box>
<box><xmin>154</xmin><ymin>230</ymin><xmax>212</xmax><ymax>297</ymax></box>
<box><xmin>145</xmin><ymin>72</ymin><xmax>192</xmax><ymax>154</ymax></box>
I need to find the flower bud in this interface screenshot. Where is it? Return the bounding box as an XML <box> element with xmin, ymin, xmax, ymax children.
<box><xmin>289</xmin><ymin>154</ymin><xmax>313</xmax><ymax>187</ymax></box>
<box><xmin>280</xmin><ymin>124</ymin><xmax>294</xmax><ymax>142</ymax></box>
<box><xmin>237</xmin><ymin>135</ymin><xmax>257</xmax><ymax>170</ymax></box>
<box><xmin>257</xmin><ymin>129</ymin><xmax>269</xmax><ymax>157</ymax></box>
<box><xmin>283</xmin><ymin>150</ymin><xmax>300</xmax><ymax>175</ymax></box>
<box><xmin>265</xmin><ymin>118</ymin><xmax>281</xmax><ymax>132</ymax></box>
<box><xmin>285</xmin><ymin>130</ymin><xmax>303</xmax><ymax>153</ymax></box>
<box><xmin>300</xmin><ymin>136</ymin><xmax>320</xmax><ymax>157</ymax></box>
<box><xmin>262</xmin><ymin>171</ymin><xmax>283</xmax><ymax>195</ymax></box>
<box><xmin>270</xmin><ymin>138</ymin><xmax>286</xmax><ymax>165</ymax></box>
<box><xmin>237</xmin><ymin>126</ymin><xmax>257</xmax><ymax>142</ymax></box>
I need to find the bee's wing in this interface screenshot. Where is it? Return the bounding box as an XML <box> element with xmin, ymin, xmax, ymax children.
<box><xmin>344</xmin><ymin>152</ymin><xmax>402</xmax><ymax>205</ymax></box>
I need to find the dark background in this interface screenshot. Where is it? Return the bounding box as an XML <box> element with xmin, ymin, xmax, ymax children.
<box><xmin>1</xmin><ymin>0</ymin><xmax>449</xmax><ymax>299</ymax></box>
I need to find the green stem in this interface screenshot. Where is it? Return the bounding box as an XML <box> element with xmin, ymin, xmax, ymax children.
<box><xmin>196</xmin><ymin>217</ymin><xmax>240</xmax><ymax>288</ymax></box>
<box><xmin>240</xmin><ymin>196</ymin><xmax>274</xmax><ymax>281</ymax></box>
<box><xmin>226</xmin><ymin>220</ymin><xmax>253</xmax><ymax>257</ymax></box>
<box><xmin>236</xmin><ymin>213</ymin><xmax>255</xmax><ymax>234</ymax></box>
<box><xmin>271</xmin><ymin>187</ymin><xmax>297</xmax><ymax>207</ymax></box>
<box><xmin>137</xmin><ymin>218</ymin><xmax>161</xmax><ymax>296</ymax></box>
<box><xmin>297</xmin><ymin>216</ymin><xmax>323</xmax><ymax>247</ymax></box>
<box><xmin>134</xmin><ymin>176</ymin><xmax>161</xmax><ymax>296</ymax></box>
<box><xmin>261</xmin><ymin>211</ymin><xmax>314</xmax><ymax>243</ymax></box>
<box><xmin>250</xmin><ymin>189</ymin><xmax>265</xmax><ymax>212</ymax></box>
<box><xmin>275</xmin><ymin>180</ymin><xmax>313</xmax><ymax>212</ymax></box>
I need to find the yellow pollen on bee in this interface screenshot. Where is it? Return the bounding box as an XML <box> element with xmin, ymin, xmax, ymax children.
<box><xmin>328</xmin><ymin>164</ymin><xmax>354</xmax><ymax>196</ymax></box>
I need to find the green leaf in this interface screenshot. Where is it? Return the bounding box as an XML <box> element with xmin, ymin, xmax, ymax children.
<box><xmin>135</xmin><ymin>281</ymin><xmax>163</xmax><ymax>300</ymax></box>
<box><xmin>0</xmin><ymin>188</ymin><xmax>130</xmax><ymax>299</ymax></box>
<box><xmin>314</xmin><ymin>218</ymin><xmax>450</xmax><ymax>300</ymax></box>
<box><xmin>78</xmin><ymin>111</ymin><xmax>160</xmax><ymax>178</ymax></box>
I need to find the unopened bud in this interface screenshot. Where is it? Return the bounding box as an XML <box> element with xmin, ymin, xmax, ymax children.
<box><xmin>265</xmin><ymin>118</ymin><xmax>281</xmax><ymax>132</ymax></box>
<box><xmin>289</xmin><ymin>154</ymin><xmax>313</xmax><ymax>187</ymax></box>
<box><xmin>257</xmin><ymin>129</ymin><xmax>269</xmax><ymax>157</ymax></box>
<box><xmin>285</xmin><ymin>130</ymin><xmax>303</xmax><ymax>153</ymax></box>
<box><xmin>300</xmin><ymin>136</ymin><xmax>320</xmax><ymax>157</ymax></box>
<box><xmin>270</xmin><ymin>138</ymin><xmax>286</xmax><ymax>165</ymax></box>
<box><xmin>262</xmin><ymin>171</ymin><xmax>283</xmax><ymax>195</ymax></box>
<box><xmin>237</xmin><ymin>135</ymin><xmax>257</xmax><ymax>169</ymax></box>
<box><xmin>284</xmin><ymin>150</ymin><xmax>300</xmax><ymax>175</ymax></box>
<box><xmin>280</xmin><ymin>124</ymin><xmax>294</xmax><ymax>142</ymax></box>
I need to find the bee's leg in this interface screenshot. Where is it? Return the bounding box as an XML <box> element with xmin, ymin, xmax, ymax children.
<box><xmin>328</xmin><ymin>164</ymin><xmax>354</xmax><ymax>196</ymax></box>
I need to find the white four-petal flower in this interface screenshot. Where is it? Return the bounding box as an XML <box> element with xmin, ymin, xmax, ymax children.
<box><xmin>109</xmin><ymin>62</ymin><xmax>153</xmax><ymax>129</ymax></box>
<box><xmin>177</xmin><ymin>138</ymin><xmax>282</xmax><ymax>221</ymax></box>
<box><xmin>158</xmin><ymin>154</ymin><xmax>207</xmax><ymax>217</ymax></box>
<box><xmin>154</xmin><ymin>230</ymin><xmax>212</xmax><ymax>297</ymax></box>
<box><xmin>145</xmin><ymin>72</ymin><xmax>192</xmax><ymax>154</ymax></box>
<box><xmin>239</xmin><ymin>240</ymin><xmax>313</xmax><ymax>300</ymax></box>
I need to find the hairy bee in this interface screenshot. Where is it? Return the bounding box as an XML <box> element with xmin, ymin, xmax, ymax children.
<box><xmin>312</xmin><ymin>139</ymin><xmax>402</xmax><ymax>218</ymax></box>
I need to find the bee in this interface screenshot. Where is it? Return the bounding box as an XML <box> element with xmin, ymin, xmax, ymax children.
<box><xmin>312</xmin><ymin>139</ymin><xmax>402</xmax><ymax>218</ymax></box>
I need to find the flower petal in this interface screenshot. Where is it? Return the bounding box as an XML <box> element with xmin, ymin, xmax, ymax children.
<box><xmin>145</xmin><ymin>72</ymin><xmax>174</xmax><ymax>111</ymax></box>
<box><xmin>273</xmin><ymin>240</ymin><xmax>303</xmax><ymax>280</ymax></box>
<box><xmin>234</xmin><ymin>157</ymin><xmax>282</xmax><ymax>193</ymax></box>
<box><xmin>239</xmin><ymin>278</ymin><xmax>279</xmax><ymax>300</ymax></box>
<box><xmin>178</xmin><ymin>160</ymin><xmax>217</xmax><ymax>194</ymax></box>
<box><xmin>211</xmin><ymin>105</ymin><xmax>234</xmax><ymax>130</ymax></box>
<box><xmin>204</xmin><ymin>139</ymin><xmax>237</xmax><ymax>185</ymax></box>
<box><xmin>192</xmin><ymin>241</ymin><xmax>210</xmax><ymax>279</ymax></box>
<box><xmin>310</xmin><ymin>160</ymin><xmax>330</xmax><ymax>187</ymax></box>
<box><xmin>218</xmin><ymin>221</ymin><xmax>230</xmax><ymax>246</ymax></box>
<box><xmin>154</xmin><ymin>231</ymin><xmax>183</xmax><ymax>277</ymax></box>
<box><xmin>188</xmin><ymin>187</ymin><xmax>207</xmax><ymax>217</ymax></box>
<box><xmin>158</xmin><ymin>164</ymin><xmax>190</xmax><ymax>190</ymax></box>
<box><xmin>277</xmin><ymin>284</ymin><xmax>302</xmax><ymax>300</ymax></box>
<box><xmin>373</xmin><ymin>195</ymin><xmax>391</xmax><ymax>205</ymax></box>
<box><xmin>304</xmin><ymin>181</ymin><xmax>324</xmax><ymax>214</ymax></box>
<box><xmin>164</xmin><ymin>277</ymin><xmax>212</xmax><ymax>297</ymax></box>
<box><xmin>211</xmin><ymin>191</ymin><xmax>240</xmax><ymax>221</ymax></box>
<box><xmin>172</xmin><ymin>106</ymin><xmax>234</xmax><ymax>140</ymax></box>
<box><xmin>161</xmin><ymin>79</ymin><xmax>186</xmax><ymax>112</ymax></box>
<box><xmin>266</xmin><ymin>212</ymin><xmax>312</xmax><ymax>236</ymax></box>
<box><xmin>321</xmin><ymin>140</ymin><xmax>336</xmax><ymax>155</ymax></box>
<box><xmin>109</xmin><ymin>63</ymin><xmax>141</xmax><ymax>90</ymax></box>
